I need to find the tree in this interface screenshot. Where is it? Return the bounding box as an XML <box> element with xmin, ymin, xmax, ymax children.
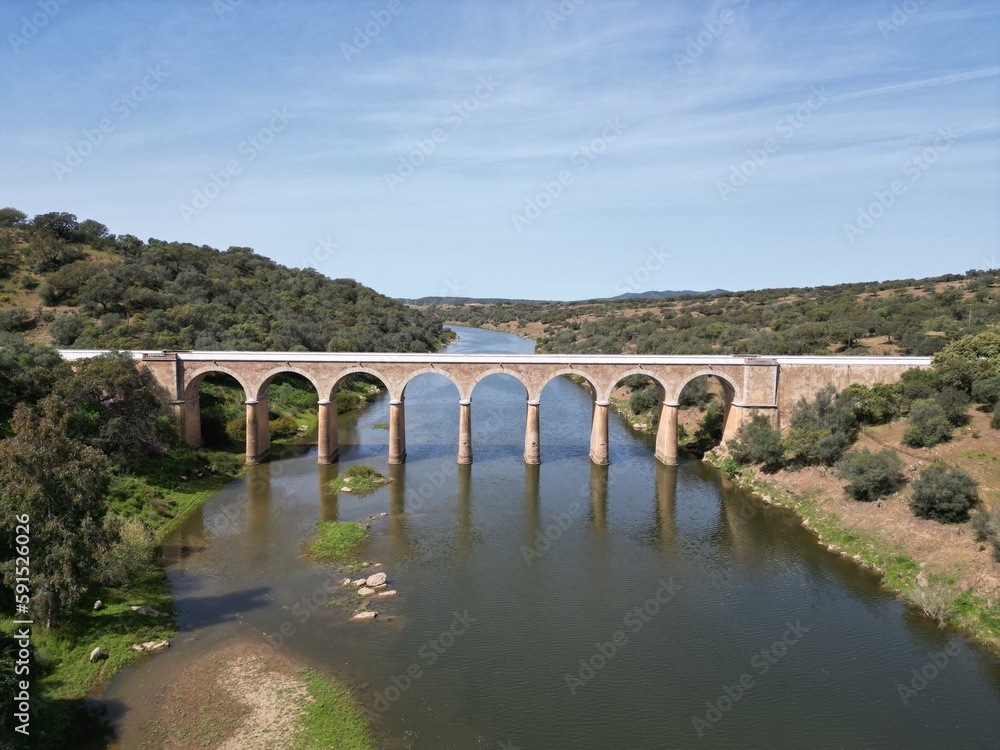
<box><xmin>31</xmin><ymin>211</ymin><xmax>79</xmax><ymax>239</ymax></box>
<box><xmin>0</xmin><ymin>399</ymin><xmax>110</xmax><ymax>627</ymax></box>
<box><xmin>899</xmin><ymin>367</ymin><xmax>941</xmax><ymax>405</ymax></box>
<box><xmin>902</xmin><ymin>399</ymin><xmax>953</xmax><ymax>448</ymax></box>
<box><xmin>910</xmin><ymin>464</ymin><xmax>979</xmax><ymax>523</ymax></box>
<box><xmin>844</xmin><ymin>382</ymin><xmax>901</xmax><ymax>425</ymax></box>
<box><xmin>0</xmin><ymin>207</ymin><xmax>27</xmax><ymax>227</ymax></box>
<box><xmin>727</xmin><ymin>412</ymin><xmax>784</xmax><ymax>470</ymax></box>
<box><xmin>52</xmin><ymin>352</ymin><xmax>175</xmax><ymax>463</ymax></box>
<box><xmin>934</xmin><ymin>388</ymin><xmax>970</xmax><ymax>427</ymax></box>
<box><xmin>834</xmin><ymin>449</ymin><xmax>905</xmax><ymax>502</ymax></box>
<box><xmin>786</xmin><ymin>385</ymin><xmax>858</xmax><ymax>465</ymax></box>
<box><xmin>971</xmin><ymin>375</ymin><xmax>1000</xmax><ymax>408</ymax></box>
<box><xmin>933</xmin><ymin>331</ymin><xmax>1000</xmax><ymax>394</ymax></box>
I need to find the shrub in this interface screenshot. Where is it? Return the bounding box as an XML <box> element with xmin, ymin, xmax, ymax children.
<box><xmin>934</xmin><ymin>388</ymin><xmax>969</xmax><ymax>427</ymax></box>
<box><xmin>337</xmin><ymin>389</ymin><xmax>362</xmax><ymax>413</ymax></box>
<box><xmin>902</xmin><ymin>399</ymin><xmax>953</xmax><ymax>447</ymax></box>
<box><xmin>844</xmin><ymin>382</ymin><xmax>901</xmax><ymax>425</ymax></box>
<box><xmin>899</xmin><ymin>368</ymin><xmax>941</xmax><ymax>405</ymax></box>
<box><xmin>47</xmin><ymin>313</ymin><xmax>88</xmax><ymax>346</ymax></box>
<box><xmin>992</xmin><ymin>403</ymin><xmax>1000</xmax><ymax>431</ymax></box>
<box><xmin>0</xmin><ymin>307</ymin><xmax>31</xmax><ymax>332</ymax></box>
<box><xmin>834</xmin><ymin>449</ymin><xmax>905</xmax><ymax>502</ymax></box>
<box><xmin>95</xmin><ymin>517</ymin><xmax>157</xmax><ymax>587</ymax></box>
<box><xmin>629</xmin><ymin>386</ymin><xmax>658</xmax><ymax>414</ymax></box>
<box><xmin>225</xmin><ymin>415</ymin><xmax>246</xmax><ymax>442</ymax></box>
<box><xmin>269</xmin><ymin>413</ymin><xmax>299</xmax><ymax>438</ymax></box>
<box><xmin>972</xmin><ymin>375</ymin><xmax>1000</xmax><ymax>408</ymax></box>
<box><xmin>678</xmin><ymin>377</ymin><xmax>710</xmax><ymax>408</ymax></box>
<box><xmin>972</xmin><ymin>505</ymin><xmax>1000</xmax><ymax>561</ymax></box>
<box><xmin>910</xmin><ymin>464</ymin><xmax>979</xmax><ymax>523</ymax></box>
<box><xmin>727</xmin><ymin>412</ymin><xmax>784</xmax><ymax>470</ymax></box>
<box><xmin>787</xmin><ymin>385</ymin><xmax>858</xmax><ymax>465</ymax></box>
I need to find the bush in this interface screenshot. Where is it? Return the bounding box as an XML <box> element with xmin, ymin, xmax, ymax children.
<box><xmin>787</xmin><ymin>385</ymin><xmax>858</xmax><ymax>465</ymax></box>
<box><xmin>934</xmin><ymin>388</ymin><xmax>969</xmax><ymax>427</ymax></box>
<box><xmin>834</xmin><ymin>449</ymin><xmax>905</xmax><ymax>502</ymax></box>
<box><xmin>337</xmin><ymin>389</ymin><xmax>362</xmax><ymax>413</ymax></box>
<box><xmin>225</xmin><ymin>415</ymin><xmax>246</xmax><ymax>442</ymax></box>
<box><xmin>95</xmin><ymin>517</ymin><xmax>157</xmax><ymax>587</ymax></box>
<box><xmin>0</xmin><ymin>307</ymin><xmax>31</xmax><ymax>332</ymax></box>
<box><xmin>48</xmin><ymin>313</ymin><xmax>88</xmax><ymax>346</ymax></box>
<box><xmin>902</xmin><ymin>399</ymin><xmax>953</xmax><ymax>448</ymax></box>
<box><xmin>678</xmin><ymin>377</ymin><xmax>710</xmax><ymax>408</ymax></box>
<box><xmin>844</xmin><ymin>382</ymin><xmax>901</xmax><ymax>425</ymax></box>
<box><xmin>629</xmin><ymin>386</ymin><xmax>658</xmax><ymax>414</ymax></box>
<box><xmin>909</xmin><ymin>464</ymin><xmax>979</xmax><ymax>523</ymax></box>
<box><xmin>899</xmin><ymin>368</ymin><xmax>941</xmax><ymax>405</ymax></box>
<box><xmin>972</xmin><ymin>505</ymin><xmax>1000</xmax><ymax>562</ymax></box>
<box><xmin>727</xmin><ymin>412</ymin><xmax>784</xmax><ymax>470</ymax></box>
<box><xmin>992</xmin><ymin>403</ymin><xmax>1000</xmax><ymax>431</ymax></box>
<box><xmin>269</xmin><ymin>413</ymin><xmax>298</xmax><ymax>438</ymax></box>
<box><xmin>972</xmin><ymin>375</ymin><xmax>1000</xmax><ymax>408</ymax></box>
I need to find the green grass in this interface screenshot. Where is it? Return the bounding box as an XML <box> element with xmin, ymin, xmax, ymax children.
<box><xmin>308</xmin><ymin>521</ymin><xmax>369</xmax><ymax>562</ymax></box>
<box><xmin>291</xmin><ymin>669</ymin><xmax>374</xmax><ymax>750</ymax></box>
<box><xmin>373</xmin><ymin>422</ymin><xmax>389</xmax><ymax>430</ymax></box>
<box><xmin>1</xmin><ymin>568</ymin><xmax>176</xmax><ymax>748</ymax></box>
<box><xmin>326</xmin><ymin>465</ymin><xmax>390</xmax><ymax>496</ymax></box>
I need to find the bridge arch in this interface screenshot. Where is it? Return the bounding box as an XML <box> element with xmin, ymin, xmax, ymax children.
<box><xmin>399</xmin><ymin>367</ymin><xmax>462</xmax><ymax>400</ymax></box>
<box><xmin>601</xmin><ymin>368</ymin><xmax>668</xmax><ymax>404</ymax></box>
<box><xmin>466</xmin><ymin>367</ymin><xmax>531</xmax><ymax>402</ymax></box>
<box><xmin>252</xmin><ymin>366</ymin><xmax>322</xmax><ymax>402</ymax></box>
<box><xmin>670</xmin><ymin>369</ymin><xmax>742</xmax><ymax>405</ymax></box>
<box><xmin>328</xmin><ymin>366</ymin><xmax>396</xmax><ymax>402</ymax></box>
<box><xmin>183</xmin><ymin>365</ymin><xmax>251</xmax><ymax>402</ymax></box>
<box><xmin>541</xmin><ymin>368</ymin><xmax>601</xmax><ymax>400</ymax></box>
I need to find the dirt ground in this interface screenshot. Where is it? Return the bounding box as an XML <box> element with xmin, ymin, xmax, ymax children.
<box><xmin>138</xmin><ymin>641</ymin><xmax>312</xmax><ymax>750</ymax></box>
<box><xmin>762</xmin><ymin>410</ymin><xmax>1000</xmax><ymax>605</ymax></box>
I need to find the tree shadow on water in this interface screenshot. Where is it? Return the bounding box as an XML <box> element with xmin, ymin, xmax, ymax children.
<box><xmin>173</xmin><ymin>586</ymin><xmax>272</xmax><ymax>630</ymax></box>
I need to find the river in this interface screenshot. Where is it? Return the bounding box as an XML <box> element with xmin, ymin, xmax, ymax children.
<box><xmin>99</xmin><ymin>324</ymin><xmax>1000</xmax><ymax>748</ymax></box>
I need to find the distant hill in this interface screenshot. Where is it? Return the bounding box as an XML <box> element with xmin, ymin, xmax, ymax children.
<box><xmin>609</xmin><ymin>289</ymin><xmax>727</xmax><ymax>300</ymax></box>
<box><xmin>0</xmin><ymin>208</ymin><xmax>452</xmax><ymax>352</ymax></box>
<box><xmin>401</xmin><ymin>289</ymin><xmax>726</xmax><ymax>306</ymax></box>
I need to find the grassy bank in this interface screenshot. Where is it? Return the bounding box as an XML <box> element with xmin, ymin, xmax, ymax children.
<box><xmin>706</xmin><ymin>449</ymin><xmax>1000</xmax><ymax>655</ymax></box>
<box><xmin>308</xmin><ymin>520</ymin><xmax>370</xmax><ymax>563</ymax></box>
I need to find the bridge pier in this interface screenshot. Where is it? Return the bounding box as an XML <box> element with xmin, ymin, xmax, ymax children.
<box><xmin>245</xmin><ymin>399</ymin><xmax>270</xmax><ymax>465</ymax></box>
<box><xmin>388</xmin><ymin>398</ymin><xmax>406</xmax><ymax>464</ymax></box>
<box><xmin>524</xmin><ymin>399</ymin><xmax>540</xmax><ymax>464</ymax></box>
<box><xmin>654</xmin><ymin>401</ymin><xmax>679</xmax><ymax>465</ymax></box>
<box><xmin>176</xmin><ymin>398</ymin><xmax>203</xmax><ymax>448</ymax></box>
<box><xmin>590</xmin><ymin>400</ymin><xmax>610</xmax><ymax>465</ymax></box>
<box><xmin>317</xmin><ymin>399</ymin><xmax>339</xmax><ymax>464</ymax></box>
<box><xmin>458</xmin><ymin>399</ymin><xmax>473</xmax><ymax>464</ymax></box>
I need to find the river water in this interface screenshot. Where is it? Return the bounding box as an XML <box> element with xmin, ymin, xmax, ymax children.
<box><xmin>100</xmin><ymin>325</ymin><xmax>1000</xmax><ymax>749</ymax></box>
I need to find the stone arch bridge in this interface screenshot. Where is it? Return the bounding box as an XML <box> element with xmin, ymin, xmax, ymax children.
<box><xmin>58</xmin><ymin>350</ymin><xmax>930</xmax><ymax>467</ymax></box>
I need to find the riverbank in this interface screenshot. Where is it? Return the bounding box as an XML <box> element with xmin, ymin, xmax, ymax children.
<box><xmin>705</xmin><ymin>411</ymin><xmax>1000</xmax><ymax>655</ymax></box>
<box><xmin>133</xmin><ymin>641</ymin><xmax>373</xmax><ymax>750</ymax></box>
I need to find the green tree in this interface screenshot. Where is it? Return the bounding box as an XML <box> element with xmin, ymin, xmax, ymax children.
<box><xmin>834</xmin><ymin>449</ymin><xmax>905</xmax><ymax>502</ymax></box>
<box><xmin>727</xmin><ymin>412</ymin><xmax>784</xmax><ymax>470</ymax></box>
<box><xmin>971</xmin><ymin>375</ymin><xmax>1000</xmax><ymax>408</ymax></box>
<box><xmin>910</xmin><ymin>464</ymin><xmax>979</xmax><ymax>523</ymax></box>
<box><xmin>0</xmin><ymin>335</ymin><xmax>69</xmax><ymax>430</ymax></box>
<box><xmin>52</xmin><ymin>352</ymin><xmax>175</xmax><ymax>463</ymax></box>
<box><xmin>902</xmin><ymin>399</ymin><xmax>953</xmax><ymax>448</ymax></box>
<box><xmin>0</xmin><ymin>399</ymin><xmax>110</xmax><ymax>627</ymax></box>
<box><xmin>0</xmin><ymin>207</ymin><xmax>27</xmax><ymax>227</ymax></box>
<box><xmin>933</xmin><ymin>331</ymin><xmax>1000</xmax><ymax>394</ymax></box>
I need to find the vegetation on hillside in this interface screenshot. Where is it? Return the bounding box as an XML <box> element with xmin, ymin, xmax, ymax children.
<box><xmin>0</xmin><ymin>207</ymin><xmax>452</xmax><ymax>352</ymax></box>
<box><xmin>437</xmin><ymin>268</ymin><xmax>1000</xmax><ymax>357</ymax></box>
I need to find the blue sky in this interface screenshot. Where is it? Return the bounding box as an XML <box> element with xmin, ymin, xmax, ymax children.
<box><xmin>2</xmin><ymin>0</ymin><xmax>998</xmax><ymax>300</ymax></box>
